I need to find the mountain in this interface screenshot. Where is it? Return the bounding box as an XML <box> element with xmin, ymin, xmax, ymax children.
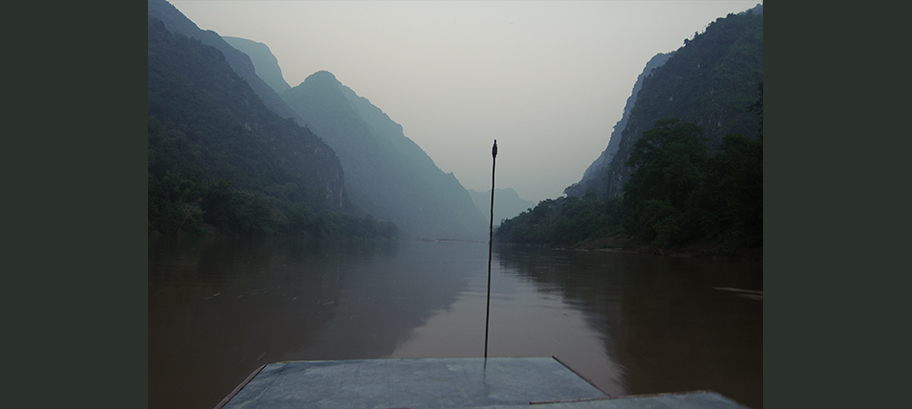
<box><xmin>280</xmin><ymin>71</ymin><xmax>488</xmax><ymax>240</ymax></box>
<box><xmin>568</xmin><ymin>6</ymin><xmax>763</xmax><ymax>199</ymax></box>
<box><xmin>147</xmin><ymin>0</ymin><xmax>299</xmax><ymax>121</ymax></box>
<box><xmin>564</xmin><ymin>52</ymin><xmax>673</xmax><ymax>198</ymax></box>
<box><xmin>467</xmin><ymin>188</ymin><xmax>537</xmax><ymax>227</ymax></box>
<box><xmin>148</xmin><ymin>14</ymin><xmax>400</xmax><ymax>238</ymax></box>
<box><xmin>496</xmin><ymin>5</ymin><xmax>763</xmax><ymax>249</ymax></box>
<box><xmin>147</xmin><ymin>14</ymin><xmax>344</xmax><ymax>208</ymax></box>
<box><xmin>222</xmin><ymin>36</ymin><xmax>291</xmax><ymax>94</ymax></box>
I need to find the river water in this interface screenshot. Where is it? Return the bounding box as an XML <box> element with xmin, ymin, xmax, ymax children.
<box><xmin>149</xmin><ymin>237</ymin><xmax>762</xmax><ymax>408</ymax></box>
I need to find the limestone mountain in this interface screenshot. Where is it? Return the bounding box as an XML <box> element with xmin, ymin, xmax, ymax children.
<box><xmin>567</xmin><ymin>5</ymin><xmax>763</xmax><ymax>199</ymax></box>
<box><xmin>148</xmin><ymin>12</ymin><xmax>398</xmax><ymax>238</ymax></box>
<box><xmin>564</xmin><ymin>52</ymin><xmax>673</xmax><ymax>198</ymax></box>
<box><xmin>280</xmin><ymin>71</ymin><xmax>488</xmax><ymax>240</ymax></box>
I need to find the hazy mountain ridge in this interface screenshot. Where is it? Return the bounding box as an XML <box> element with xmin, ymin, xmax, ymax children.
<box><xmin>148</xmin><ymin>16</ymin><xmax>386</xmax><ymax>237</ymax></box>
<box><xmin>147</xmin><ymin>3</ymin><xmax>405</xmax><ymax>239</ymax></box>
<box><xmin>340</xmin><ymin>84</ymin><xmax>489</xmax><ymax>238</ymax></box>
<box><xmin>227</xmin><ymin>29</ymin><xmax>452</xmax><ymax>190</ymax></box>
<box><xmin>280</xmin><ymin>71</ymin><xmax>487</xmax><ymax>240</ymax></box>
<box><xmin>223</xmin><ymin>36</ymin><xmax>292</xmax><ymax>94</ymax></box>
<box><xmin>147</xmin><ymin>17</ymin><xmax>343</xmax><ymax>201</ymax></box>
<box><xmin>467</xmin><ymin>188</ymin><xmax>536</xmax><ymax>227</ymax></box>
<box><xmin>148</xmin><ymin>0</ymin><xmax>299</xmax><ymax>121</ymax></box>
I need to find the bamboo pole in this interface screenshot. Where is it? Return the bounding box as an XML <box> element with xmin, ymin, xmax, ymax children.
<box><xmin>484</xmin><ymin>140</ymin><xmax>497</xmax><ymax>359</ymax></box>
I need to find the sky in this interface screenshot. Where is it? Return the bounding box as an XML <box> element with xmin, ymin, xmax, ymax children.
<box><xmin>169</xmin><ymin>1</ymin><xmax>760</xmax><ymax>204</ymax></box>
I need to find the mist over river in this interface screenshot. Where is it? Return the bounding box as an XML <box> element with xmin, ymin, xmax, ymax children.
<box><xmin>149</xmin><ymin>237</ymin><xmax>762</xmax><ymax>408</ymax></box>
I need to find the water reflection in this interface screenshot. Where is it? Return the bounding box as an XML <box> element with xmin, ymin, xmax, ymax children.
<box><xmin>275</xmin><ymin>239</ymin><xmax>488</xmax><ymax>360</ymax></box>
<box><xmin>149</xmin><ymin>237</ymin><xmax>486</xmax><ymax>409</ymax></box>
<box><xmin>149</xmin><ymin>238</ymin><xmax>761</xmax><ymax>409</ymax></box>
<box><xmin>494</xmin><ymin>245</ymin><xmax>762</xmax><ymax>408</ymax></box>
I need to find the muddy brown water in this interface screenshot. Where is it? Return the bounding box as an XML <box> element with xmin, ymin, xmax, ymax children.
<box><xmin>149</xmin><ymin>237</ymin><xmax>762</xmax><ymax>408</ymax></box>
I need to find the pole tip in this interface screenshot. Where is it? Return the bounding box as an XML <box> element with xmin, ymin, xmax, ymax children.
<box><xmin>492</xmin><ymin>140</ymin><xmax>498</xmax><ymax>157</ymax></box>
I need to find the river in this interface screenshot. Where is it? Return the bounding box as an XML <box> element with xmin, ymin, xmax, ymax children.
<box><xmin>149</xmin><ymin>237</ymin><xmax>762</xmax><ymax>408</ymax></box>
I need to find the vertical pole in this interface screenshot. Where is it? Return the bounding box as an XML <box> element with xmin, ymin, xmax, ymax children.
<box><xmin>484</xmin><ymin>140</ymin><xmax>497</xmax><ymax>359</ymax></box>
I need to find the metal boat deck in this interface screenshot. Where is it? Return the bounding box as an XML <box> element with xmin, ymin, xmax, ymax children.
<box><xmin>215</xmin><ymin>357</ymin><xmax>749</xmax><ymax>409</ymax></box>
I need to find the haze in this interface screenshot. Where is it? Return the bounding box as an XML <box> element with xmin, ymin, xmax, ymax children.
<box><xmin>169</xmin><ymin>1</ymin><xmax>760</xmax><ymax>204</ymax></box>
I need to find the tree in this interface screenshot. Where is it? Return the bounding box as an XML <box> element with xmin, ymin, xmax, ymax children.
<box><xmin>749</xmin><ymin>81</ymin><xmax>763</xmax><ymax>140</ymax></box>
<box><xmin>177</xmin><ymin>199</ymin><xmax>202</xmax><ymax>236</ymax></box>
<box><xmin>688</xmin><ymin>133</ymin><xmax>762</xmax><ymax>246</ymax></box>
<box><xmin>623</xmin><ymin>119</ymin><xmax>708</xmax><ymax>243</ymax></box>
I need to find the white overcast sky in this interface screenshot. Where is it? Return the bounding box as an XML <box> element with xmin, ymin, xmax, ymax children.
<box><xmin>169</xmin><ymin>1</ymin><xmax>761</xmax><ymax>204</ymax></box>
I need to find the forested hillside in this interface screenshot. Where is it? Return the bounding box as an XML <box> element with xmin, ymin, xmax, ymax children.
<box><xmin>148</xmin><ymin>0</ymin><xmax>300</xmax><ymax>122</ymax></box>
<box><xmin>496</xmin><ymin>7</ymin><xmax>762</xmax><ymax>254</ymax></box>
<box><xmin>147</xmin><ymin>17</ymin><xmax>396</xmax><ymax>238</ymax></box>
<box><xmin>602</xmin><ymin>7</ymin><xmax>763</xmax><ymax>199</ymax></box>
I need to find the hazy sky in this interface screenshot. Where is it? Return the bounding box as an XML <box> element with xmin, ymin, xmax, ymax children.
<box><xmin>169</xmin><ymin>1</ymin><xmax>760</xmax><ymax>204</ymax></box>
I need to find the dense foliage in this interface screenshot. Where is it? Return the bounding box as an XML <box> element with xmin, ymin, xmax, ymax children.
<box><xmin>622</xmin><ymin>119</ymin><xmax>709</xmax><ymax>244</ymax></box>
<box><xmin>495</xmin><ymin>193</ymin><xmax>626</xmax><ymax>245</ymax></box>
<box><xmin>147</xmin><ymin>171</ymin><xmax>397</xmax><ymax>238</ymax></box>
<box><xmin>496</xmin><ymin>117</ymin><xmax>761</xmax><ymax>250</ymax></box>
<box><xmin>622</xmin><ymin>119</ymin><xmax>761</xmax><ymax>248</ymax></box>
<box><xmin>147</xmin><ymin>17</ymin><xmax>397</xmax><ymax>239</ymax></box>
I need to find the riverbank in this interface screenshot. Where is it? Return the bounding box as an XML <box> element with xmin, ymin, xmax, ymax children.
<box><xmin>571</xmin><ymin>234</ymin><xmax>763</xmax><ymax>262</ymax></box>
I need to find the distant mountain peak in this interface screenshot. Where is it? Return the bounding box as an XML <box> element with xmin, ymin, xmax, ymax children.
<box><xmin>222</xmin><ymin>36</ymin><xmax>291</xmax><ymax>93</ymax></box>
<box><xmin>307</xmin><ymin>70</ymin><xmax>338</xmax><ymax>83</ymax></box>
<box><xmin>281</xmin><ymin>71</ymin><xmax>487</xmax><ymax>240</ymax></box>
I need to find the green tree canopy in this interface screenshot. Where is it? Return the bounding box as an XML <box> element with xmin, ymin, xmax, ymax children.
<box><xmin>623</xmin><ymin>119</ymin><xmax>708</xmax><ymax>244</ymax></box>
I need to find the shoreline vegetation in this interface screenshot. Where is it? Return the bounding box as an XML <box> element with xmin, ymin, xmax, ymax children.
<box><xmin>494</xmin><ymin>118</ymin><xmax>762</xmax><ymax>263</ymax></box>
